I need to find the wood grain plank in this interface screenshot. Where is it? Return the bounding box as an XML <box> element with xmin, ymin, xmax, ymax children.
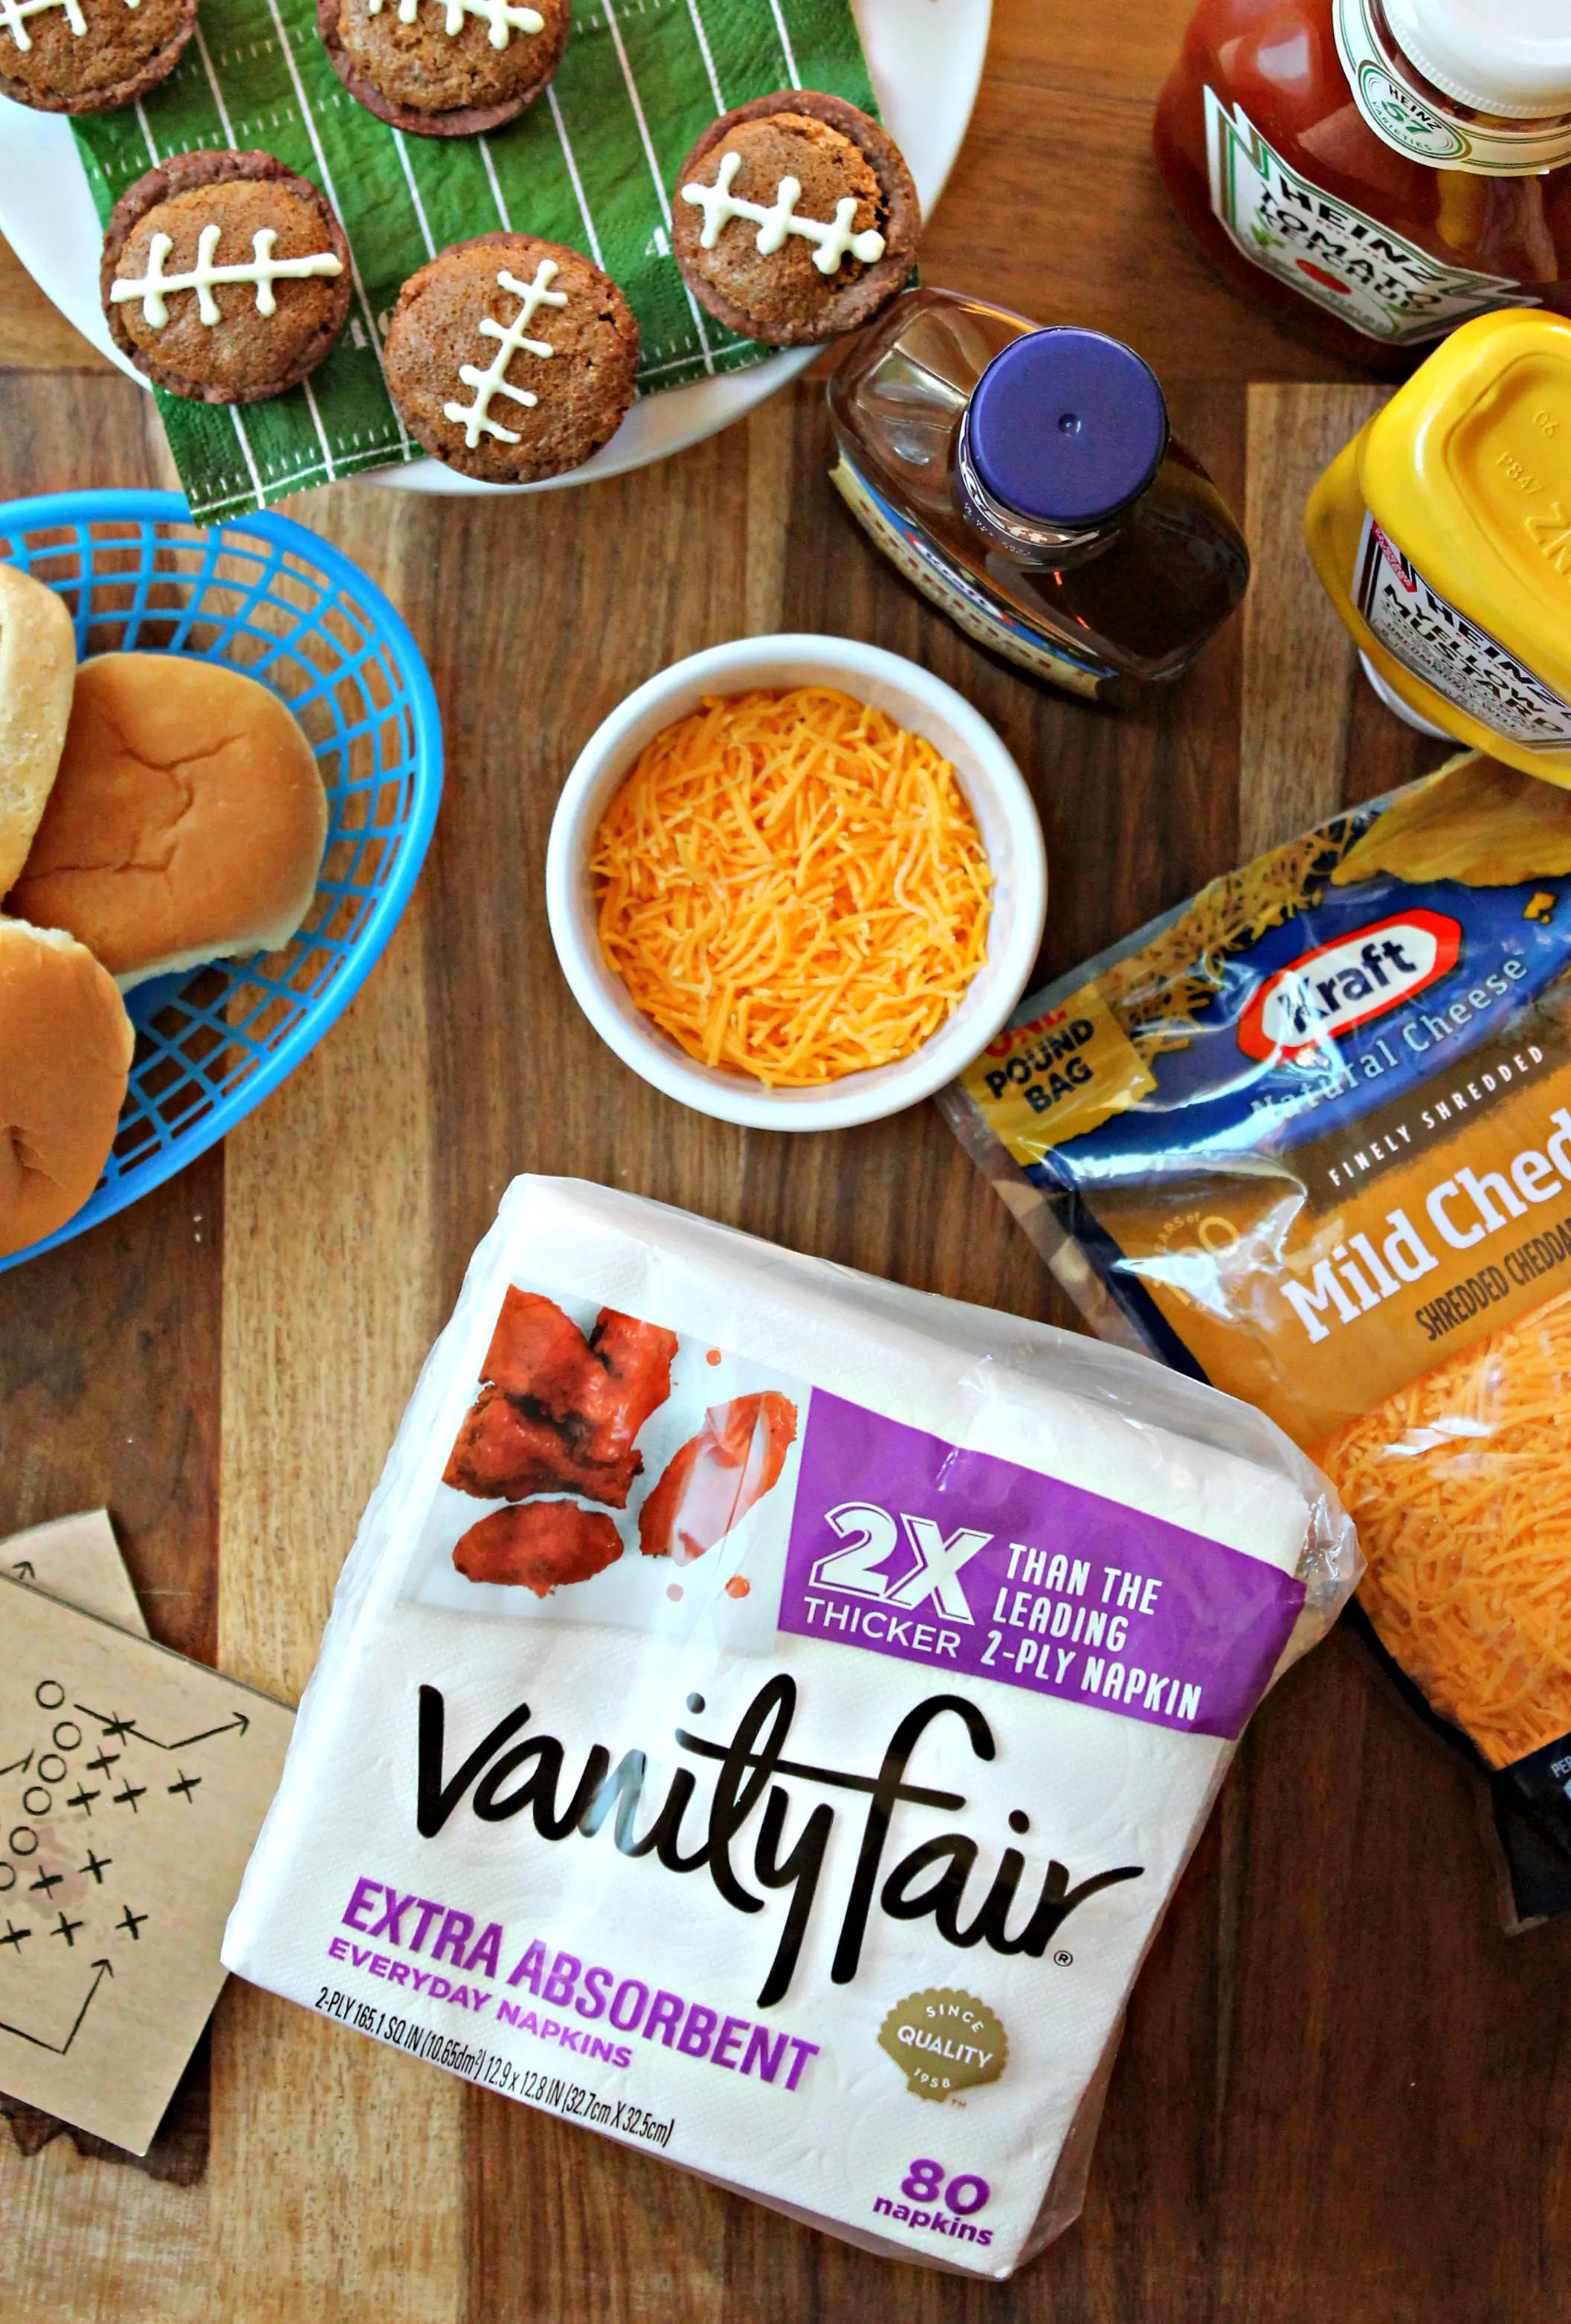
<box><xmin>8</xmin><ymin>299</ymin><xmax>1571</xmax><ymax>2324</ymax></box>
<box><xmin>419</xmin><ymin>379</ymin><xmax>1250</xmax><ymax>2324</ymax></box>
<box><xmin>468</xmin><ymin>2093</ymin><xmax>729</xmax><ymax>2324</ymax></box>
<box><xmin>920</xmin><ymin>82</ymin><xmax>1364</xmax><ymax>387</ymax></box>
<box><xmin>1240</xmin><ymin>382</ymin><xmax>1459</xmax><ymax>849</ymax></box>
<box><xmin>0</xmin><ymin>1151</ymin><xmax>224</xmax><ymax>1667</ymax></box>
<box><xmin>213</xmin><ymin>859</ymin><xmax>463</xmax><ymax>2324</ymax></box>
<box><xmin>744</xmin><ymin>395</ymin><xmax>795</xmax><ymax>637</ymax></box>
<box><xmin>1207</xmin><ymin>1625</ymin><xmax>1571</xmax><ymax>2324</ymax></box>
<box><xmin>0</xmin><ymin>236</ymin><xmax>114</xmax><ymax>374</ymax></box>
<box><xmin>0</xmin><ymin>2136</ymin><xmax>209</xmax><ymax>2323</ymax></box>
<box><xmin>214</xmin><ymin>897</ymin><xmax>436</xmax><ymax>1697</ymax></box>
<box><xmin>1240</xmin><ymin>384</ymin><xmax>1383</xmax><ymax>854</ymax></box>
<box><xmin>402</xmin><ymin>410</ymin><xmax>768</xmax><ymax>2324</ymax></box>
<box><xmin>1210</xmin><ymin>384</ymin><xmax>1571</xmax><ymax>2324</ymax></box>
<box><xmin>984</xmin><ymin>0</ymin><xmax>1193</xmax><ymax>102</ymax></box>
<box><xmin>0</xmin><ymin>372</ymin><xmax>223</xmax><ymax>2306</ymax></box>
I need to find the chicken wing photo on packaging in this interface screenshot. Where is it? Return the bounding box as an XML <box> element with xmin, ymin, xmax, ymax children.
<box><xmin>444</xmin><ymin>1290</ymin><xmax>677</xmax><ymax>1508</ymax></box>
<box><xmin>639</xmin><ymin>1391</ymin><xmax>799</xmax><ymax>1564</ymax></box>
<box><xmin>452</xmin><ymin>1501</ymin><xmax>625</xmax><ymax>1596</ymax></box>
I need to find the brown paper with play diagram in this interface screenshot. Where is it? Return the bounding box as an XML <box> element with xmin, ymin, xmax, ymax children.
<box><xmin>0</xmin><ymin>1574</ymin><xmax>293</xmax><ymax>2153</ymax></box>
<box><xmin>4</xmin><ymin>1508</ymin><xmax>149</xmax><ymax>1636</ymax></box>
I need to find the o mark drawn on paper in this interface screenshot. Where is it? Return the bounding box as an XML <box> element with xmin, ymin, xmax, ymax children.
<box><xmin>0</xmin><ymin>1679</ymin><xmax>249</xmax><ymax>2056</ymax></box>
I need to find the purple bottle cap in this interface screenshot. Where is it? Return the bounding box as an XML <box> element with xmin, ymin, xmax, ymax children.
<box><xmin>967</xmin><ymin>329</ymin><xmax>1169</xmax><ymax>527</ymax></box>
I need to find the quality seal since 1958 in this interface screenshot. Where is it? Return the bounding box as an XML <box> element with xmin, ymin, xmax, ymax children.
<box><xmin>878</xmin><ymin>1987</ymin><xmax>1008</xmax><ymax>2102</ymax></box>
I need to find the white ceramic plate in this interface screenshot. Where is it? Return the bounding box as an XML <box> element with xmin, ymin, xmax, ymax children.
<box><xmin>0</xmin><ymin>0</ymin><xmax>990</xmax><ymax>495</ymax></box>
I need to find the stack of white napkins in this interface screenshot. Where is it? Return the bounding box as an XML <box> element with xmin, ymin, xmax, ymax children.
<box><xmin>224</xmin><ymin>1177</ymin><xmax>1355</xmax><ymax>2276</ymax></box>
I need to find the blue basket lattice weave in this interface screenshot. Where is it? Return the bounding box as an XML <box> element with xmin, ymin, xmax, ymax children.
<box><xmin>0</xmin><ymin>490</ymin><xmax>442</xmax><ymax>1270</ymax></box>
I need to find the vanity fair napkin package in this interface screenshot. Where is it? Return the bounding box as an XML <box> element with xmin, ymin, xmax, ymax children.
<box><xmin>223</xmin><ymin>1177</ymin><xmax>1358</xmax><ymax>2276</ymax></box>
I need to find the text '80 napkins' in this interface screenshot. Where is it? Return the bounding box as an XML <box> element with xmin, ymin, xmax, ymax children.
<box><xmin>222</xmin><ymin>1177</ymin><xmax>1356</xmax><ymax>2276</ymax></box>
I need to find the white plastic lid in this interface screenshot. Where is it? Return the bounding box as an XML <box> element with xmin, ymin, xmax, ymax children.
<box><xmin>1385</xmin><ymin>0</ymin><xmax>1571</xmax><ymax>119</ymax></box>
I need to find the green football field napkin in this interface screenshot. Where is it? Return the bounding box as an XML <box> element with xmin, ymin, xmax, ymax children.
<box><xmin>71</xmin><ymin>0</ymin><xmax>876</xmax><ymax>518</ymax></box>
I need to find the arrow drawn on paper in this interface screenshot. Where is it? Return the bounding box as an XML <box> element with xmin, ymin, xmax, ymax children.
<box><xmin>0</xmin><ymin>1750</ymin><xmax>34</xmax><ymax>1778</ymax></box>
<box><xmin>0</xmin><ymin>1957</ymin><xmax>114</xmax><ymax>2056</ymax></box>
<box><xmin>73</xmin><ymin>1706</ymin><xmax>250</xmax><ymax>1750</ymax></box>
<box><xmin>9</xmin><ymin>1560</ymin><xmax>34</xmax><ymax>1581</ymax></box>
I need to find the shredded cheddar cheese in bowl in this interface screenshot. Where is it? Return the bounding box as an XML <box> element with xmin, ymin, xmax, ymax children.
<box><xmin>590</xmin><ymin>686</ymin><xmax>993</xmax><ymax>1088</ymax></box>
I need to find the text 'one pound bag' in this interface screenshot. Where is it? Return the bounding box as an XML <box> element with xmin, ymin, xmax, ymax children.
<box><xmin>944</xmin><ymin>751</ymin><xmax>1571</xmax><ymax>1915</ymax></box>
<box><xmin>222</xmin><ymin>1177</ymin><xmax>1353</xmax><ymax>2276</ymax></box>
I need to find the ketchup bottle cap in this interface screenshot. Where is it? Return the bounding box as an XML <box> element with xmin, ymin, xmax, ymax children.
<box><xmin>1386</xmin><ymin>0</ymin><xmax>1571</xmax><ymax>120</ymax></box>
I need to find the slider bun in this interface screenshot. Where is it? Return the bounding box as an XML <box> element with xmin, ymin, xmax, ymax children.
<box><xmin>0</xmin><ymin>919</ymin><xmax>133</xmax><ymax>1258</ymax></box>
<box><xmin>0</xmin><ymin>564</ymin><xmax>77</xmax><ymax>898</ymax></box>
<box><xmin>7</xmin><ymin>652</ymin><xmax>329</xmax><ymax>990</ymax></box>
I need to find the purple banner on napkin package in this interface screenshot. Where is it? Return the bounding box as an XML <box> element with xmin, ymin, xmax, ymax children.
<box><xmin>779</xmin><ymin>1393</ymin><xmax>1306</xmax><ymax>1739</ymax></box>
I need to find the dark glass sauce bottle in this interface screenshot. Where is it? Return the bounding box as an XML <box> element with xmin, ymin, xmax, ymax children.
<box><xmin>827</xmin><ymin>287</ymin><xmax>1251</xmax><ymax>704</ymax></box>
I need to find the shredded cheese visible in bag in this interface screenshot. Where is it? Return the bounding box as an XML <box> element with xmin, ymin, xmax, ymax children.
<box><xmin>943</xmin><ymin>749</ymin><xmax>1571</xmax><ymax>1919</ymax></box>
<box><xmin>591</xmin><ymin>688</ymin><xmax>992</xmax><ymax>1088</ymax></box>
<box><xmin>1317</xmin><ymin>1288</ymin><xmax>1571</xmax><ymax>1768</ymax></box>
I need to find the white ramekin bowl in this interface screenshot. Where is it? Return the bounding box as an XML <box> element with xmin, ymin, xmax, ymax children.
<box><xmin>545</xmin><ymin>635</ymin><xmax>1048</xmax><ymax>1132</ymax></box>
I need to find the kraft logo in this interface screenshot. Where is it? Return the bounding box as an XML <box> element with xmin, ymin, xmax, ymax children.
<box><xmin>1238</xmin><ymin>910</ymin><xmax>1460</xmax><ymax>1061</ymax></box>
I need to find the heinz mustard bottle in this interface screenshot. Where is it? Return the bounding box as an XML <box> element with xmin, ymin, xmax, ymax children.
<box><xmin>1154</xmin><ymin>0</ymin><xmax>1571</xmax><ymax>371</ymax></box>
<box><xmin>1306</xmin><ymin>309</ymin><xmax>1571</xmax><ymax>781</ymax></box>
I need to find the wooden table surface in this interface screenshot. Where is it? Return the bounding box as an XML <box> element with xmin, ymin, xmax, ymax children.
<box><xmin>4</xmin><ymin>5</ymin><xmax>1569</xmax><ymax>2320</ymax></box>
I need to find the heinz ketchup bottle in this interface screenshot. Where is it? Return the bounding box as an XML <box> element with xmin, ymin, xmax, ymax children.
<box><xmin>1154</xmin><ymin>0</ymin><xmax>1571</xmax><ymax>371</ymax></box>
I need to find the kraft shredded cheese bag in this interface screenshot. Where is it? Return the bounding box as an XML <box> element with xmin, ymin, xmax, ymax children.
<box><xmin>943</xmin><ymin>750</ymin><xmax>1571</xmax><ymax>1920</ymax></box>
<box><xmin>223</xmin><ymin>1177</ymin><xmax>1355</xmax><ymax>2276</ymax></box>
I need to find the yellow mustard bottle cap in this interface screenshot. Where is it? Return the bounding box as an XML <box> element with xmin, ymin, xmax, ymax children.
<box><xmin>1363</xmin><ymin>310</ymin><xmax>1571</xmax><ymax>709</ymax></box>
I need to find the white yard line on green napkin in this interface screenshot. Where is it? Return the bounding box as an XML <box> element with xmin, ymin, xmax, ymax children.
<box><xmin>72</xmin><ymin>0</ymin><xmax>878</xmax><ymax>517</ymax></box>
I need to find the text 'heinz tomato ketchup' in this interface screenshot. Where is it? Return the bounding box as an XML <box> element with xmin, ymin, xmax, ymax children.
<box><xmin>1154</xmin><ymin>0</ymin><xmax>1571</xmax><ymax>369</ymax></box>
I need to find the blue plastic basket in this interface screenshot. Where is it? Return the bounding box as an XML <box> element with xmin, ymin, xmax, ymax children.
<box><xmin>0</xmin><ymin>489</ymin><xmax>442</xmax><ymax>1270</ymax></box>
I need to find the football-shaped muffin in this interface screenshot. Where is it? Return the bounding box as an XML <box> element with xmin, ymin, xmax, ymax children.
<box><xmin>672</xmin><ymin>89</ymin><xmax>919</xmax><ymax>347</ymax></box>
<box><xmin>0</xmin><ymin>0</ymin><xmax>195</xmax><ymax>116</ymax></box>
<box><xmin>317</xmin><ymin>0</ymin><xmax>568</xmax><ymax>136</ymax></box>
<box><xmin>384</xmin><ymin>233</ymin><xmax>639</xmax><ymax>483</ymax></box>
<box><xmin>101</xmin><ymin>150</ymin><xmax>352</xmax><ymax>405</ymax></box>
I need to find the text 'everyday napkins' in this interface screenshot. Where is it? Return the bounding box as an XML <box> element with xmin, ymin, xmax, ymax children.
<box><xmin>223</xmin><ymin>1177</ymin><xmax>1357</xmax><ymax>2276</ymax></box>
